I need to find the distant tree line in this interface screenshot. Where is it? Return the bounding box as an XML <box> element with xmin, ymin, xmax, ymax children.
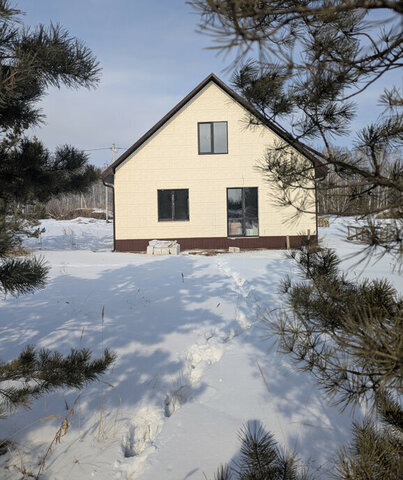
<box><xmin>317</xmin><ymin>155</ymin><xmax>400</xmax><ymax>217</ymax></box>
<box><xmin>22</xmin><ymin>177</ymin><xmax>114</xmax><ymax>220</ymax></box>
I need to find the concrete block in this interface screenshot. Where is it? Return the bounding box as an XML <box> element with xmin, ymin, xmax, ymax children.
<box><xmin>147</xmin><ymin>242</ymin><xmax>180</xmax><ymax>256</ymax></box>
<box><xmin>228</xmin><ymin>246</ymin><xmax>240</xmax><ymax>253</ymax></box>
<box><xmin>169</xmin><ymin>244</ymin><xmax>180</xmax><ymax>255</ymax></box>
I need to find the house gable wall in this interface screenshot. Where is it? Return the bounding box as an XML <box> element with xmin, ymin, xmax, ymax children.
<box><xmin>114</xmin><ymin>82</ymin><xmax>316</xmax><ymax>245</ymax></box>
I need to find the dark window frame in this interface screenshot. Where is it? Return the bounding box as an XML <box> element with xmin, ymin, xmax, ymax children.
<box><xmin>198</xmin><ymin>121</ymin><xmax>228</xmax><ymax>155</ymax></box>
<box><xmin>158</xmin><ymin>189</ymin><xmax>189</xmax><ymax>222</ymax></box>
<box><xmin>226</xmin><ymin>187</ymin><xmax>259</xmax><ymax>237</ymax></box>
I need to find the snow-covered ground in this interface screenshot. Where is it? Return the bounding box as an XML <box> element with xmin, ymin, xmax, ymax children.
<box><xmin>0</xmin><ymin>218</ymin><xmax>400</xmax><ymax>480</ymax></box>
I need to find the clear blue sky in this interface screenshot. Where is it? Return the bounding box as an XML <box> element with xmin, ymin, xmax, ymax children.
<box><xmin>15</xmin><ymin>0</ymin><xmax>401</xmax><ymax>168</ymax></box>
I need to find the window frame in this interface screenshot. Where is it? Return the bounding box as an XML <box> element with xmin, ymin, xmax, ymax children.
<box><xmin>198</xmin><ymin>121</ymin><xmax>228</xmax><ymax>155</ymax></box>
<box><xmin>226</xmin><ymin>187</ymin><xmax>259</xmax><ymax>237</ymax></box>
<box><xmin>157</xmin><ymin>189</ymin><xmax>189</xmax><ymax>222</ymax></box>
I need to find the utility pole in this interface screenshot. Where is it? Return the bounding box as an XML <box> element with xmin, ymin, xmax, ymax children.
<box><xmin>105</xmin><ymin>143</ymin><xmax>115</xmax><ymax>223</ymax></box>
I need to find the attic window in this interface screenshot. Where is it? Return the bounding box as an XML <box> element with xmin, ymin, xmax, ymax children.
<box><xmin>198</xmin><ymin>122</ymin><xmax>228</xmax><ymax>154</ymax></box>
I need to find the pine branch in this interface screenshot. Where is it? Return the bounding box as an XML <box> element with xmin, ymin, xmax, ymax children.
<box><xmin>0</xmin><ymin>346</ymin><xmax>116</xmax><ymax>416</ymax></box>
<box><xmin>212</xmin><ymin>421</ymin><xmax>313</xmax><ymax>479</ymax></box>
<box><xmin>269</xmin><ymin>248</ymin><xmax>403</xmax><ymax>410</ymax></box>
<box><xmin>0</xmin><ymin>256</ymin><xmax>48</xmax><ymax>295</ymax></box>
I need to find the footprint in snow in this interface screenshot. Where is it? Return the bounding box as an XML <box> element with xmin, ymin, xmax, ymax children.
<box><xmin>122</xmin><ymin>406</ymin><xmax>163</xmax><ymax>458</ymax></box>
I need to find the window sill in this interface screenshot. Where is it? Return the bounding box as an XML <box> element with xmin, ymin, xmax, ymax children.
<box><xmin>227</xmin><ymin>236</ymin><xmax>259</xmax><ymax>239</ymax></box>
<box><xmin>198</xmin><ymin>152</ymin><xmax>228</xmax><ymax>155</ymax></box>
<box><xmin>158</xmin><ymin>219</ymin><xmax>190</xmax><ymax>222</ymax></box>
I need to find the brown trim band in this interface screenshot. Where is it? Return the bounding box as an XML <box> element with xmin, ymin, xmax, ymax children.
<box><xmin>115</xmin><ymin>235</ymin><xmax>317</xmax><ymax>252</ymax></box>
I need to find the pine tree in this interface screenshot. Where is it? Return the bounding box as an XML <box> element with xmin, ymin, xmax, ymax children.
<box><xmin>190</xmin><ymin>2</ymin><xmax>403</xmax><ymax>478</ymax></box>
<box><xmin>0</xmin><ymin>0</ymin><xmax>114</xmax><ymax>418</ymax></box>
<box><xmin>0</xmin><ymin>0</ymin><xmax>99</xmax><ymax>292</ymax></box>
<box><xmin>190</xmin><ymin>0</ymin><xmax>402</xmax><ymax>261</ymax></box>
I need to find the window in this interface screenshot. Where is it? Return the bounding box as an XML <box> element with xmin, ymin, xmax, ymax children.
<box><xmin>158</xmin><ymin>189</ymin><xmax>189</xmax><ymax>221</ymax></box>
<box><xmin>227</xmin><ymin>187</ymin><xmax>258</xmax><ymax>237</ymax></box>
<box><xmin>198</xmin><ymin>122</ymin><xmax>228</xmax><ymax>154</ymax></box>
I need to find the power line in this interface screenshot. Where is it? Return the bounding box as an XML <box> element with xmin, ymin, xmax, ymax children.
<box><xmin>83</xmin><ymin>146</ymin><xmax>127</xmax><ymax>152</ymax></box>
<box><xmin>83</xmin><ymin>147</ymin><xmax>111</xmax><ymax>152</ymax></box>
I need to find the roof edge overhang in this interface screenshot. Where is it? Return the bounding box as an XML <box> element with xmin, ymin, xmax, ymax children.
<box><xmin>102</xmin><ymin>73</ymin><xmax>327</xmax><ymax>179</ymax></box>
